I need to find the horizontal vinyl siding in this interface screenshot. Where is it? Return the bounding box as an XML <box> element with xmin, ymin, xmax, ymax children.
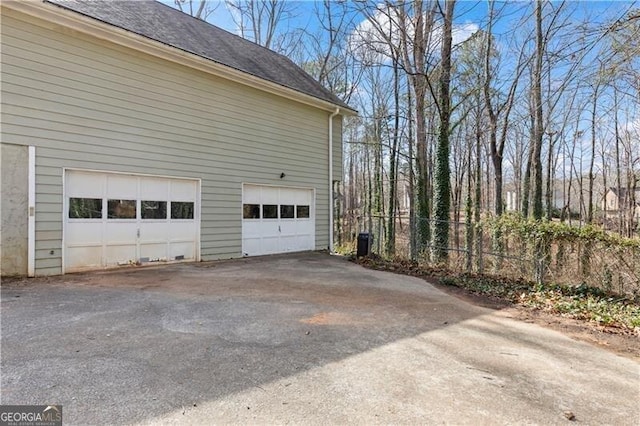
<box><xmin>1</xmin><ymin>8</ymin><xmax>342</xmax><ymax>275</ymax></box>
<box><xmin>332</xmin><ymin>116</ymin><xmax>343</xmax><ymax>182</ymax></box>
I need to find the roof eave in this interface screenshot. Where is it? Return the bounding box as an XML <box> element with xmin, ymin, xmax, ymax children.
<box><xmin>6</xmin><ymin>0</ymin><xmax>357</xmax><ymax>116</ymax></box>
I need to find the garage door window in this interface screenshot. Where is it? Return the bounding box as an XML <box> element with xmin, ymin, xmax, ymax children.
<box><xmin>242</xmin><ymin>203</ymin><xmax>311</xmax><ymax>220</ymax></box>
<box><xmin>172</xmin><ymin>202</ymin><xmax>195</xmax><ymax>219</ymax></box>
<box><xmin>263</xmin><ymin>204</ymin><xmax>278</xmax><ymax>219</ymax></box>
<box><xmin>243</xmin><ymin>204</ymin><xmax>260</xmax><ymax>219</ymax></box>
<box><xmin>280</xmin><ymin>205</ymin><xmax>295</xmax><ymax>219</ymax></box>
<box><xmin>108</xmin><ymin>199</ymin><xmax>136</xmax><ymax>219</ymax></box>
<box><xmin>142</xmin><ymin>201</ymin><xmax>167</xmax><ymax>219</ymax></box>
<box><xmin>69</xmin><ymin>198</ymin><xmax>102</xmax><ymax>219</ymax></box>
<box><xmin>296</xmin><ymin>205</ymin><xmax>310</xmax><ymax>219</ymax></box>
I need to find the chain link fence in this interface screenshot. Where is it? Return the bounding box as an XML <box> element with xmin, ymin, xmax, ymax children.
<box><xmin>342</xmin><ymin>215</ymin><xmax>640</xmax><ymax>297</ymax></box>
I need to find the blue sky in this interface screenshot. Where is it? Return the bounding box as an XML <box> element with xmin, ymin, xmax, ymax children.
<box><xmin>163</xmin><ymin>1</ymin><xmax>637</xmax><ymax>35</ymax></box>
<box><xmin>164</xmin><ymin>1</ymin><xmax>323</xmax><ymax>34</ymax></box>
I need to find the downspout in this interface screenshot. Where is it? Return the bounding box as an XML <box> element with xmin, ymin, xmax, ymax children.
<box><xmin>328</xmin><ymin>108</ymin><xmax>340</xmax><ymax>254</ymax></box>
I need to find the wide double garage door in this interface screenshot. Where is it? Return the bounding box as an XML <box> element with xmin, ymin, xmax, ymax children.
<box><xmin>64</xmin><ymin>170</ymin><xmax>199</xmax><ymax>272</ymax></box>
<box><xmin>242</xmin><ymin>184</ymin><xmax>315</xmax><ymax>256</ymax></box>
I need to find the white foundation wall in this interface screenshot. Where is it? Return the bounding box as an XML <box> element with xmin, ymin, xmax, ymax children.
<box><xmin>0</xmin><ymin>143</ymin><xmax>29</xmax><ymax>276</ymax></box>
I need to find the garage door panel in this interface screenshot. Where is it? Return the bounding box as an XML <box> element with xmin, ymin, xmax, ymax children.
<box><xmin>295</xmin><ymin>219</ymin><xmax>312</xmax><ymax>226</ymax></box>
<box><xmin>293</xmin><ymin>191</ymin><xmax>309</xmax><ymax>205</ymax></box>
<box><xmin>261</xmin><ymin>236</ymin><xmax>280</xmax><ymax>254</ymax></box>
<box><xmin>105</xmin><ymin>244</ymin><xmax>137</xmax><ymax>266</ymax></box>
<box><xmin>141</xmin><ymin>178</ymin><xmax>169</xmax><ymax>200</ymax></box>
<box><xmin>260</xmin><ymin>222</ymin><xmax>280</xmax><ymax>234</ymax></box>
<box><xmin>67</xmin><ymin>246</ymin><xmax>102</xmax><ymax>270</ymax></box>
<box><xmin>139</xmin><ymin>222</ymin><xmax>169</xmax><ymax>241</ymax></box>
<box><xmin>280</xmin><ymin>219</ymin><xmax>296</xmax><ymax>228</ymax></box>
<box><xmin>170</xmin><ymin>242</ymin><xmax>195</xmax><ymax>260</ymax></box>
<box><xmin>171</xmin><ymin>181</ymin><xmax>197</xmax><ymax>201</ymax></box>
<box><xmin>242</xmin><ymin>238</ymin><xmax>260</xmax><ymax>256</ymax></box>
<box><xmin>107</xmin><ymin>174</ymin><xmax>137</xmax><ymax>199</ymax></box>
<box><xmin>242</xmin><ymin>221</ymin><xmax>262</xmax><ymax>234</ymax></box>
<box><xmin>168</xmin><ymin>222</ymin><xmax>196</xmax><ymax>239</ymax></box>
<box><xmin>66</xmin><ymin>222</ymin><xmax>102</xmax><ymax>245</ymax></box>
<box><xmin>66</xmin><ymin>172</ymin><xmax>105</xmax><ymax>198</ymax></box>
<box><xmin>262</xmin><ymin>187</ymin><xmax>279</xmax><ymax>202</ymax></box>
<box><xmin>105</xmin><ymin>222</ymin><xmax>137</xmax><ymax>245</ymax></box>
<box><xmin>243</xmin><ymin>185</ymin><xmax>261</xmax><ymax>204</ymax></box>
<box><xmin>295</xmin><ymin>235</ymin><xmax>312</xmax><ymax>251</ymax></box>
<box><xmin>280</xmin><ymin>236</ymin><xmax>296</xmax><ymax>252</ymax></box>
<box><xmin>139</xmin><ymin>243</ymin><xmax>168</xmax><ymax>261</ymax></box>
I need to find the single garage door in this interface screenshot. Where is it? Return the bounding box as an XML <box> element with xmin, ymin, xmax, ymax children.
<box><xmin>64</xmin><ymin>170</ymin><xmax>199</xmax><ymax>272</ymax></box>
<box><xmin>242</xmin><ymin>184</ymin><xmax>315</xmax><ymax>256</ymax></box>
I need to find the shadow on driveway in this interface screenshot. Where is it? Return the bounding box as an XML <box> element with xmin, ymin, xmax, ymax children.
<box><xmin>1</xmin><ymin>253</ymin><xmax>638</xmax><ymax>424</ymax></box>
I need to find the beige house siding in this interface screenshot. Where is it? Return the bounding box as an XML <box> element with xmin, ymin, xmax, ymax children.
<box><xmin>603</xmin><ymin>190</ymin><xmax>619</xmax><ymax>211</ymax></box>
<box><xmin>602</xmin><ymin>189</ymin><xmax>640</xmax><ymax>220</ymax></box>
<box><xmin>332</xmin><ymin>116</ymin><xmax>342</xmax><ymax>182</ymax></box>
<box><xmin>1</xmin><ymin>8</ymin><xmax>343</xmax><ymax>275</ymax></box>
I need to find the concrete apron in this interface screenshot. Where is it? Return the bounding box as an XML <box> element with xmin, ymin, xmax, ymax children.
<box><xmin>1</xmin><ymin>253</ymin><xmax>638</xmax><ymax>425</ymax></box>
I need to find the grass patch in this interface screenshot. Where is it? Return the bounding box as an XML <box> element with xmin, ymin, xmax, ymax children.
<box><xmin>353</xmin><ymin>255</ymin><xmax>640</xmax><ymax>334</ymax></box>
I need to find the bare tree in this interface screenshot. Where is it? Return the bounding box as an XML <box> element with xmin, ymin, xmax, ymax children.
<box><xmin>483</xmin><ymin>0</ymin><xmax>529</xmax><ymax>217</ymax></box>
<box><xmin>298</xmin><ymin>0</ymin><xmax>363</xmax><ymax>103</ymax></box>
<box><xmin>357</xmin><ymin>1</ymin><xmax>439</xmax><ymax>251</ymax></box>
<box><xmin>225</xmin><ymin>0</ymin><xmax>297</xmax><ymax>52</ymax></box>
<box><xmin>174</xmin><ymin>0</ymin><xmax>218</xmax><ymax>20</ymax></box>
<box><xmin>606</xmin><ymin>8</ymin><xmax>640</xmax><ymax>97</ymax></box>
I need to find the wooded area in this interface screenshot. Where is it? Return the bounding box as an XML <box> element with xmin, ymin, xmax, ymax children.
<box><xmin>176</xmin><ymin>0</ymin><xmax>639</xmax><ymax>291</ymax></box>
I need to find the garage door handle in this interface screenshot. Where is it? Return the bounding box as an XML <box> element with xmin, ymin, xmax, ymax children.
<box><xmin>137</xmin><ymin>229</ymin><xmax>140</xmax><ymax>238</ymax></box>
<box><xmin>278</xmin><ymin>225</ymin><xmax>281</xmax><ymax>233</ymax></box>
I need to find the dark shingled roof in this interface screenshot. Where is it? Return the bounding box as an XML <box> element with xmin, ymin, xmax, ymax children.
<box><xmin>45</xmin><ymin>0</ymin><xmax>353</xmax><ymax>111</ymax></box>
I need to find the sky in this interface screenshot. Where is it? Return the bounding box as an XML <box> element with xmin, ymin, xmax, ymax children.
<box><xmin>164</xmin><ymin>1</ymin><xmax>636</xmax><ymax>36</ymax></box>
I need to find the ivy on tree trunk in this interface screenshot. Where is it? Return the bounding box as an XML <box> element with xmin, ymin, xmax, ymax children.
<box><xmin>432</xmin><ymin>0</ymin><xmax>455</xmax><ymax>263</ymax></box>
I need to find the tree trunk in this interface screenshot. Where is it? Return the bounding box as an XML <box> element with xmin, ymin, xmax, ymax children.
<box><xmin>545</xmin><ymin>133</ymin><xmax>554</xmax><ymax>219</ymax></box>
<box><xmin>474</xmin><ymin>110</ymin><xmax>483</xmax><ymax>273</ymax></box>
<box><xmin>587</xmin><ymin>84</ymin><xmax>599</xmax><ymax>224</ymax></box>
<box><xmin>465</xmin><ymin>134</ymin><xmax>474</xmax><ymax>272</ymax></box>
<box><xmin>432</xmin><ymin>0</ymin><xmax>455</xmax><ymax>263</ymax></box>
<box><xmin>614</xmin><ymin>87</ymin><xmax>623</xmax><ymax>234</ymax></box>
<box><xmin>386</xmin><ymin>60</ymin><xmax>401</xmax><ymax>257</ymax></box>
<box><xmin>408</xmin><ymin>84</ymin><xmax>417</xmax><ymax>260</ymax></box>
<box><xmin>531</xmin><ymin>0</ymin><xmax>545</xmax><ymax>220</ymax></box>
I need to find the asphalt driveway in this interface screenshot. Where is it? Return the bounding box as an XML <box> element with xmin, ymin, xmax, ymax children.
<box><xmin>1</xmin><ymin>253</ymin><xmax>638</xmax><ymax>425</ymax></box>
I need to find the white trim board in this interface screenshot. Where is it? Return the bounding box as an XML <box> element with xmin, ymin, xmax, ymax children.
<box><xmin>27</xmin><ymin>146</ymin><xmax>36</xmax><ymax>277</ymax></box>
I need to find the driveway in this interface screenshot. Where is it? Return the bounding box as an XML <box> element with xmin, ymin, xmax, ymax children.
<box><xmin>1</xmin><ymin>253</ymin><xmax>638</xmax><ymax>425</ymax></box>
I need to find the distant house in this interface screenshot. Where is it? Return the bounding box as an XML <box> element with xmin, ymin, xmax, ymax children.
<box><xmin>602</xmin><ymin>187</ymin><xmax>640</xmax><ymax>220</ymax></box>
<box><xmin>0</xmin><ymin>0</ymin><xmax>355</xmax><ymax>276</ymax></box>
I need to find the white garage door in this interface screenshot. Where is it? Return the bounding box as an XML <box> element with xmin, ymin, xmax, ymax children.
<box><xmin>242</xmin><ymin>184</ymin><xmax>315</xmax><ymax>256</ymax></box>
<box><xmin>64</xmin><ymin>170</ymin><xmax>199</xmax><ymax>272</ymax></box>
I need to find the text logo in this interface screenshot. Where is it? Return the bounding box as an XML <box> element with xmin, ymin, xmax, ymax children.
<box><xmin>0</xmin><ymin>405</ymin><xmax>62</xmax><ymax>426</ymax></box>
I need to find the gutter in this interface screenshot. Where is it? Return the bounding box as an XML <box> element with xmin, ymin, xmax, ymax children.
<box><xmin>328</xmin><ymin>108</ymin><xmax>340</xmax><ymax>254</ymax></box>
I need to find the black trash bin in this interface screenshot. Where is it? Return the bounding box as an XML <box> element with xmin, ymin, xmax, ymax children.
<box><xmin>357</xmin><ymin>232</ymin><xmax>373</xmax><ymax>257</ymax></box>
